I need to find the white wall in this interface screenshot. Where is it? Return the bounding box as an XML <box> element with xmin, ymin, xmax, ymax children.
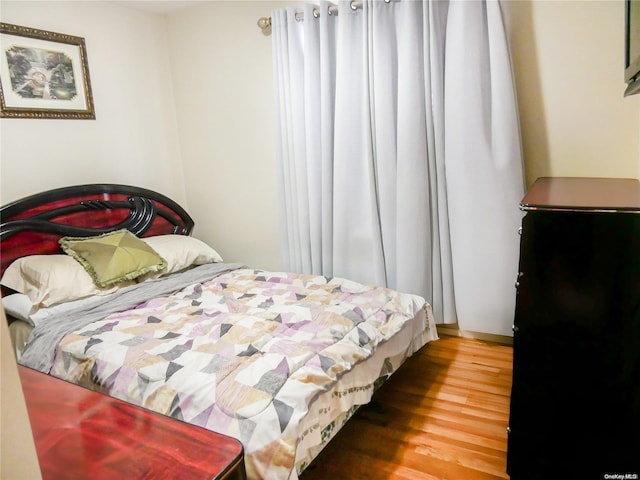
<box><xmin>503</xmin><ymin>0</ymin><xmax>640</xmax><ymax>185</ymax></box>
<box><xmin>165</xmin><ymin>1</ymin><xmax>286</xmax><ymax>270</ymax></box>
<box><xmin>0</xmin><ymin>1</ymin><xmax>187</xmax><ymax>206</ymax></box>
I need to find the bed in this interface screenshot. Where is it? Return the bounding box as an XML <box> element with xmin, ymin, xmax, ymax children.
<box><xmin>0</xmin><ymin>184</ymin><xmax>437</xmax><ymax>480</ymax></box>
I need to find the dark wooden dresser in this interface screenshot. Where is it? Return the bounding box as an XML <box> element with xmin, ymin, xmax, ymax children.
<box><xmin>507</xmin><ymin>177</ymin><xmax>640</xmax><ymax>479</ymax></box>
<box><xmin>19</xmin><ymin>366</ymin><xmax>246</xmax><ymax>480</ymax></box>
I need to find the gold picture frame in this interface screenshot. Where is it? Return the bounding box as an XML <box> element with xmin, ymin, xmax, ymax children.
<box><xmin>0</xmin><ymin>23</ymin><xmax>95</xmax><ymax>119</ymax></box>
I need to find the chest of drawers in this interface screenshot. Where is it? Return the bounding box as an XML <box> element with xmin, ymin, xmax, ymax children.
<box><xmin>507</xmin><ymin>177</ymin><xmax>640</xmax><ymax>479</ymax></box>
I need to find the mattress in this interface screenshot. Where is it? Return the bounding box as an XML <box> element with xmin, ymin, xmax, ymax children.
<box><xmin>8</xmin><ymin>316</ymin><xmax>33</xmax><ymax>359</ymax></box>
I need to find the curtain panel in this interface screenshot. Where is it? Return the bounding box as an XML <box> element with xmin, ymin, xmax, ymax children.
<box><xmin>271</xmin><ymin>0</ymin><xmax>523</xmax><ymax>336</ymax></box>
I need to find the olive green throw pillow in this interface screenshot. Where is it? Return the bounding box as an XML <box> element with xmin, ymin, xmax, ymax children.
<box><xmin>59</xmin><ymin>230</ymin><xmax>167</xmax><ymax>288</ymax></box>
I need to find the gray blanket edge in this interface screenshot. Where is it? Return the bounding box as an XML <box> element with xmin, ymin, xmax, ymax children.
<box><xmin>19</xmin><ymin>262</ymin><xmax>245</xmax><ymax>373</ymax></box>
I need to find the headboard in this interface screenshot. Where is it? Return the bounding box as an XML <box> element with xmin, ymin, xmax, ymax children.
<box><xmin>0</xmin><ymin>184</ymin><xmax>194</xmax><ymax>281</ymax></box>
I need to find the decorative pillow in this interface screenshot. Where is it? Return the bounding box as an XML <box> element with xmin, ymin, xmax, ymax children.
<box><xmin>137</xmin><ymin>235</ymin><xmax>224</xmax><ymax>281</ymax></box>
<box><xmin>0</xmin><ymin>255</ymin><xmax>131</xmax><ymax>308</ymax></box>
<box><xmin>59</xmin><ymin>229</ymin><xmax>167</xmax><ymax>288</ymax></box>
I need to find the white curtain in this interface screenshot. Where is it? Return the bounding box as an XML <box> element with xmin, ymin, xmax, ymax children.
<box><xmin>272</xmin><ymin>0</ymin><xmax>523</xmax><ymax>335</ymax></box>
<box><xmin>444</xmin><ymin>0</ymin><xmax>525</xmax><ymax>336</ymax></box>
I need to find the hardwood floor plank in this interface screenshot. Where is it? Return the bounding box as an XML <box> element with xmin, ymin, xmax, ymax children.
<box><xmin>369</xmin><ymin>401</ymin><xmax>508</xmax><ymax>439</ymax></box>
<box><xmin>300</xmin><ymin>335</ymin><xmax>513</xmax><ymax>480</ymax></box>
<box><xmin>414</xmin><ymin>439</ymin><xmax>509</xmax><ymax>478</ymax></box>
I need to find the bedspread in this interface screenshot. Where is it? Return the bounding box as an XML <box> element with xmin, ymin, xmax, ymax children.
<box><xmin>50</xmin><ymin>268</ymin><xmax>430</xmax><ymax>480</ymax></box>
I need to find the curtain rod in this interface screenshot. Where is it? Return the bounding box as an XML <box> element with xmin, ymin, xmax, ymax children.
<box><xmin>257</xmin><ymin>1</ymin><xmax>372</xmax><ymax>33</ymax></box>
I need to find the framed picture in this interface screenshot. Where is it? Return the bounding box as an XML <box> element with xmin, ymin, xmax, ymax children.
<box><xmin>0</xmin><ymin>23</ymin><xmax>95</xmax><ymax>119</ymax></box>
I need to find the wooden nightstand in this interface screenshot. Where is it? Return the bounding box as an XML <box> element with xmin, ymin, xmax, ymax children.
<box><xmin>19</xmin><ymin>366</ymin><xmax>246</xmax><ymax>480</ymax></box>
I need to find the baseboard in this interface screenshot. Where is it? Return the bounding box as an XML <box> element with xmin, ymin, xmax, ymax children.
<box><xmin>436</xmin><ymin>324</ymin><xmax>513</xmax><ymax>346</ymax></box>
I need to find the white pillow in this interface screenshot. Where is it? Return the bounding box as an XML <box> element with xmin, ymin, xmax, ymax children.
<box><xmin>1</xmin><ymin>255</ymin><xmax>132</xmax><ymax>308</ymax></box>
<box><xmin>1</xmin><ymin>293</ymin><xmax>33</xmax><ymax>324</ymax></box>
<box><xmin>1</xmin><ymin>291</ymin><xmax>124</xmax><ymax>328</ymax></box>
<box><xmin>138</xmin><ymin>235</ymin><xmax>223</xmax><ymax>280</ymax></box>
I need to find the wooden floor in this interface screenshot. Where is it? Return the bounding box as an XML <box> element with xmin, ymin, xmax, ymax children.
<box><xmin>300</xmin><ymin>335</ymin><xmax>513</xmax><ymax>480</ymax></box>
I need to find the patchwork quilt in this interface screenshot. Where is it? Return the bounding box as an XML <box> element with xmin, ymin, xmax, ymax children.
<box><xmin>50</xmin><ymin>268</ymin><xmax>433</xmax><ymax>479</ymax></box>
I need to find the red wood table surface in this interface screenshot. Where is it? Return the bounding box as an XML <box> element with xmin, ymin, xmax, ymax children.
<box><xmin>19</xmin><ymin>366</ymin><xmax>246</xmax><ymax>480</ymax></box>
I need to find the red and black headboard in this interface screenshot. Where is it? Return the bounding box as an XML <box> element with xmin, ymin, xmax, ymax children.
<box><xmin>0</xmin><ymin>184</ymin><xmax>194</xmax><ymax>280</ymax></box>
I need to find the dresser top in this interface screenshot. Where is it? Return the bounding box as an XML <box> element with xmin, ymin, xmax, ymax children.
<box><xmin>521</xmin><ymin>177</ymin><xmax>640</xmax><ymax>212</ymax></box>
